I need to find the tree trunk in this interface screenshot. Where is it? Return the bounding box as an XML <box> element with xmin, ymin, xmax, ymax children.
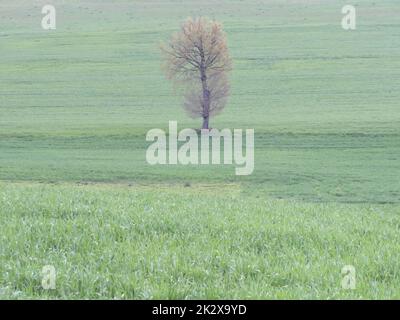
<box><xmin>202</xmin><ymin>116</ymin><xmax>209</xmax><ymax>129</ymax></box>
<box><xmin>198</xmin><ymin>42</ymin><xmax>211</xmax><ymax>130</ymax></box>
<box><xmin>200</xmin><ymin>66</ymin><xmax>210</xmax><ymax>130</ymax></box>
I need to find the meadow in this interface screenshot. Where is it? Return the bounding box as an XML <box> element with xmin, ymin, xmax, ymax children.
<box><xmin>1</xmin><ymin>182</ymin><xmax>400</xmax><ymax>299</ymax></box>
<box><xmin>0</xmin><ymin>0</ymin><xmax>399</xmax><ymax>299</ymax></box>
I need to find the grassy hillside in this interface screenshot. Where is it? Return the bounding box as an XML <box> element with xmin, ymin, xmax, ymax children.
<box><xmin>0</xmin><ymin>0</ymin><xmax>399</xmax><ymax>299</ymax></box>
<box><xmin>1</xmin><ymin>0</ymin><xmax>399</xmax><ymax>203</ymax></box>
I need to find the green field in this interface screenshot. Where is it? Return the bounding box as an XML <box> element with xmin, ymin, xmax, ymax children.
<box><xmin>1</xmin><ymin>0</ymin><xmax>400</xmax><ymax>299</ymax></box>
<box><xmin>1</xmin><ymin>182</ymin><xmax>400</xmax><ymax>299</ymax></box>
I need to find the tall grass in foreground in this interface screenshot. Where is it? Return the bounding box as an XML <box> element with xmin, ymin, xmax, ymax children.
<box><xmin>0</xmin><ymin>182</ymin><xmax>399</xmax><ymax>299</ymax></box>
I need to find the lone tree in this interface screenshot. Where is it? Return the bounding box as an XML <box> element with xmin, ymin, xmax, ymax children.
<box><xmin>161</xmin><ymin>17</ymin><xmax>232</xmax><ymax>129</ymax></box>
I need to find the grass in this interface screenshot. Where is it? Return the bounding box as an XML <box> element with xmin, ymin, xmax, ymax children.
<box><xmin>1</xmin><ymin>182</ymin><xmax>400</xmax><ymax>299</ymax></box>
<box><xmin>0</xmin><ymin>0</ymin><xmax>400</xmax><ymax>299</ymax></box>
<box><xmin>1</xmin><ymin>0</ymin><xmax>399</xmax><ymax>203</ymax></box>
